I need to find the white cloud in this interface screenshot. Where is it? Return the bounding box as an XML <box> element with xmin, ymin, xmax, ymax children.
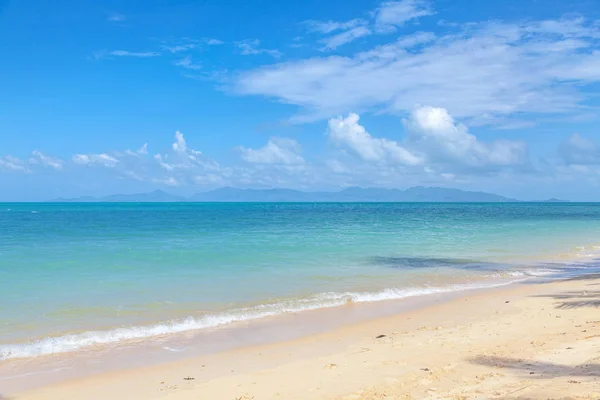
<box><xmin>305</xmin><ymin>18</ymin><xmax>367</xmax><ymax>34</ymax></box>
<box><xmin>235</xmin><ymin>39</ymin><xmax>281</xmax><ymax>58</ymax></box>
<box><xmin>125</xmin><ymin>144</ymin><xmax>148</xmax><ymax>156</ymax></box>
<box><xmin>305</xmin><ymin>2</ymin><xmax>431</xmax><ymax>51</ymax></box>
<box><xmin>321</xmin><ymin>26</ymin><xmax>372</xmax><ymax>50</ymax></box>
<box><xmin>175</xmin><ymin>56</ymin><xmax>202</xmax><ymax>70</ymax></box>
<box><xmin>154</xmin><ymin>154</ymin><xmax>174</xmax><ymax>171</ymax></box>
<box><xmin>328</xmin><ymin>113</ymin><xmax>422</xmax><ymax>166</ymax></box>
<box><xmin>161</xmin><ymin>38</ymin><xmax>223</xmax><ymax>53</ymax></box>
<box><xmin>205</xmin><ymin>38</ymin><xmax>224</xmax><ymax>45</ymax></box>
<box><xmin>162</xmin><ymin>43</ymin><xmax>197</xmax><ymax>53</ymax></box>
<box><xmin>559</xmin><ymin>133</ymin><xmax>600</xmax><ymax>165</ymax></box>
<box><xmin>374</xmin><ymin>0</ymin><xmax>434</xmax><ymax>32</ymax></box>
<box><xmin>404</xmin><ymin>106</ymin><xmax>527</xmax><ymax>168</ymax></box>
<box><xmin>29</xmin><ymin>150</ymin><xmax>64</xmax><ymax>170</ymax></box>
<box><xmin>234</xmin><ymin>17</ymin><xmax>600</xmax><ymax>124</ymax></box>
<box><xmin>0</xmin><ymin>156</ymin><xmax>30</xmax><ymax>172</ymax></box>
<box><xmin>95</xmin><ymin>50</ymin><xmax>161</xmax><ymax>59</ymax></box>
<box><xmin>173</xmin><ymin>131</ymin><xmax>190</xmax><ymax>153</ymax></box>
<box><xmin>154</xmin><ymin>131</ymin><xmax>218</xmax><ymax>173</ymax></box>
<box><xmin>110</xmin><ymin>50</ymin><xmax>160</xmax><ymax>57</ymax></box>
<box><xmin>72</xmin><ymin>153</ymin><xmax>119</xmax><ymax>167</ymax></box>
<box><xmin>395</xmin><ymin>31</ymin><xmax>436</xmax><ymax>48</ymax></box>
<box><xmin>238</xmin><ymin>138</ymin><xmax>305</xmax><ymax>165</ymax></box>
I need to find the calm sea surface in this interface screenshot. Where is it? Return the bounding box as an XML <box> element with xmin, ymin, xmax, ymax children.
<box><xmin>2</xmin><ymin>202</ymin><xmax>600</xmax><ymax>360</ymax></box>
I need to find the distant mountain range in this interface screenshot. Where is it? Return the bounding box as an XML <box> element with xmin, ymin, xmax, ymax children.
<box><xmin>49</xmin><ymin>187</ymin><xmax>568</xmax><ymax>203</ymax></box>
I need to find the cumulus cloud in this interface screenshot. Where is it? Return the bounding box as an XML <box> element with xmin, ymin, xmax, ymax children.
<box><xmin>328</xmin><ymin>113</ymin><xmax>422</xmax><ymax>166</ymax></box>
<box><xmin>559</xmin><ymin>133</ymin><xmax>600</xmax><ymax>165</ymax></box>
<box><xmin>72</xmin><ymin>153</ymin><xmax>119</xmax><ymax>167</ymax></box>
<box><xmin>0</xmin><ymin>156</ymin><xmax>30</xmax><ymax>172</ymax></box>
<box><xmin>238</xmin><ymin>138</ymin><xmax>305</xmax><ymax>165</ymax></box>
<box><xmin>154</xmin><ymin>131</ymin><xmax>219</xmax><ymax>172</ymax></box>
<box><xmin>234</xmin><ymin>17</ymin><xmax>600</xmax><ymax>124</ymax></box>
<box><xmin>405</xmin><ymin>106</ymin><xmax>527</xmax><ymax>169</ymax></box>
<box><xmin>29</xmin><ymin>150</ymin><xmax>64</xmax><ymax>170</ymax></box>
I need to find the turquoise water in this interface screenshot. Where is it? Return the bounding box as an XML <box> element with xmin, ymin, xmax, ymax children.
<box><xmin>2</xmin><ymin>202</ymin><xmax>600</xmax><ymax>360</ymax></box>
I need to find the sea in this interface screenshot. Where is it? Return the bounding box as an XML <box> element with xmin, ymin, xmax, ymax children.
<box><xmin>2</xmin><ymin>202</ymin><xmax>600</xmax><ymax>364</ymax></box>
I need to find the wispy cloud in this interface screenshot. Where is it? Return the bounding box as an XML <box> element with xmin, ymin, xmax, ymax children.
<box><xmin>235</xmin><ymin>39</ymin><xmax>281</xmax><ymax>58</ymax></box>
<box><xmin>109</xmin><ymin>50</ymin><xmax>160</xmax><ymax>57</ymax></box>
<box><xmin>234</xmin><ymin>16</ymin><xmax>600</xmax><ymax>124</ymax></box>
<box><xmin>374</xmin><ymin>0</ymin><xmax>434</xmax><ymax>32</ymax></box>
<box><xmin>305</xmin><ymin>18</ymin><xmax>367</xmax><ymax>34</ymax></box>
<box><xmin>125</xmin><ymin>144</ymin><xmax>148</xmax><ymax>157</ymax></box>
<box><xmin>320</xmin><ymin>26</ymin><xmax>372</xmax><ymax>50</ymax></box>
<box><xmin>304</xmin><ymin>1</ymin><xmax>432</xmax><ymax>50</ymax></box>
<box><xmin>175</xmin><ymin>56</ymin><xmax>202</xmax><ymax>70</ymax></box>
<box><xmin>94</xmin><ymin>50</ymin><xmax>161</xmax><ymax>59</ymax></box>
<box><xmin>72</xmin><ymin>153</ymin><xmax>119</xmax><ymax>167</ymax></box>
<box><xmin>205</xmin><ymin>38</ymin><xmax>224</xmax><ymax>45</ymax></box>
<box><xmin>162</xmin><ymin>43</ymin><xmax>197</xmax><ymax>53</ymax></box>
<box><xmin>0</xmin><ymin>156</ymin><xmax>30</xmax><ymax>173</ymax></box>
<box><xmin>160</xmin><ymin>37</ymin><xmax>224</xmax><ymax>54</ymax></box>
<box><xmin>29</xmin><ymin>150</ymin><xmax>64</xmax><ymax>170</ymax></box>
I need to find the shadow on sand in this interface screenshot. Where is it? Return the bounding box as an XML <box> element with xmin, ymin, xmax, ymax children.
<box><xmin>532</xmin><ymin>288</ymin><xmax>600</xmax><ymax>309</ymax></box>
<box><xmin>470</xmin><ymin>355</ymin><xmax>599</xmax><ymax>379</ymax></box>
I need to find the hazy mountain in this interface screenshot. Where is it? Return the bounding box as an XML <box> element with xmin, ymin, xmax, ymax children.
<box><xmin>52</xmin><ymin>190</ymin><xmax>184</xmax><ymax>202</ymax></box>
<box><xmin>50</xmin><ymin>186</ymin><xmax>527</xmax><ymax>202</ymax></box>
<box><xmin>538</xmin><ymin>198</ymin><xmax>569</xmax><ymax>202</ymax></box>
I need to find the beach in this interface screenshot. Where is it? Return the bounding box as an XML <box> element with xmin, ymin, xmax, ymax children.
<box><xmin>2</xmin><ymin>203</ymin><xmax>600</xmax><ymax>399</ymax></box>
<box><xmin>8</xmin><ymin>274</ymin><xmax>600</xmax><ymax>400</ymax></box>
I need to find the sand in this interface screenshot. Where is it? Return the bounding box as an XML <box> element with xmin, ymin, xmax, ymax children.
<box><xmin>7</xmin><ymin>275</ymin><xmax>600</xmax><ymax>400</ymax></box>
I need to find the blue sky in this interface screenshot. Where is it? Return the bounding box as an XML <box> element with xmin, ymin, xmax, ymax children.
<box><xmin>2</xmin><ymin>0</ymin><xmax>600</xmax><ymax>201</ymax></box>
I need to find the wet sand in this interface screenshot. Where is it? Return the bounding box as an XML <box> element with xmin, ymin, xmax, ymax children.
<box><xmin>7</xmin><ymin>275</ymin><xmax>600</xmax><ymax>400</ymax></box>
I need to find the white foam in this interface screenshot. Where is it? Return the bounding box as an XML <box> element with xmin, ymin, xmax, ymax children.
<box><xmin>161</xmin><ymin>346</ymin><xmax>185</xmax><ymax>352</ymax></box>
<box><xmin>0</xmin><ymin>278</ymin><xmax>526</xmax><ymax>361</ymax></box>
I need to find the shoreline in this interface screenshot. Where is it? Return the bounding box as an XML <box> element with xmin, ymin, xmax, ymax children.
<box><xmin>0</xmin><ymin>276</ymin><xmax>527</xmax><ymax>394</ymax></box>
<box><xmin>5</xmin><ymin>273</ymin><xmax>600</xmax><ymax>399</ymax></box>
<box><xmin>1</xmin><ymin>272</ymin><xmax>532</xmax><ymax>360</ymax></box>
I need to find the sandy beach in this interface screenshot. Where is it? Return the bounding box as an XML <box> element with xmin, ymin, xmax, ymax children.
<box><xmin>6</xmin><ymin>274</ymin><xmax>598</xmax><ymax>400</ymax></box>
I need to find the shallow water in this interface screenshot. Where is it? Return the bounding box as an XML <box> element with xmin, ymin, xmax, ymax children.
<box><xmin>2</xmin><ymin>202</ymin><xmax>600</xmax><ymax>360</ymax></box>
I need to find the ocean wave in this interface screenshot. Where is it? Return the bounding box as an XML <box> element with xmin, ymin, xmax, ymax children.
<box><xmin>0</xmin><ymin>278</ymin><xmax>527</xmax><ymax>361</ymax></box>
